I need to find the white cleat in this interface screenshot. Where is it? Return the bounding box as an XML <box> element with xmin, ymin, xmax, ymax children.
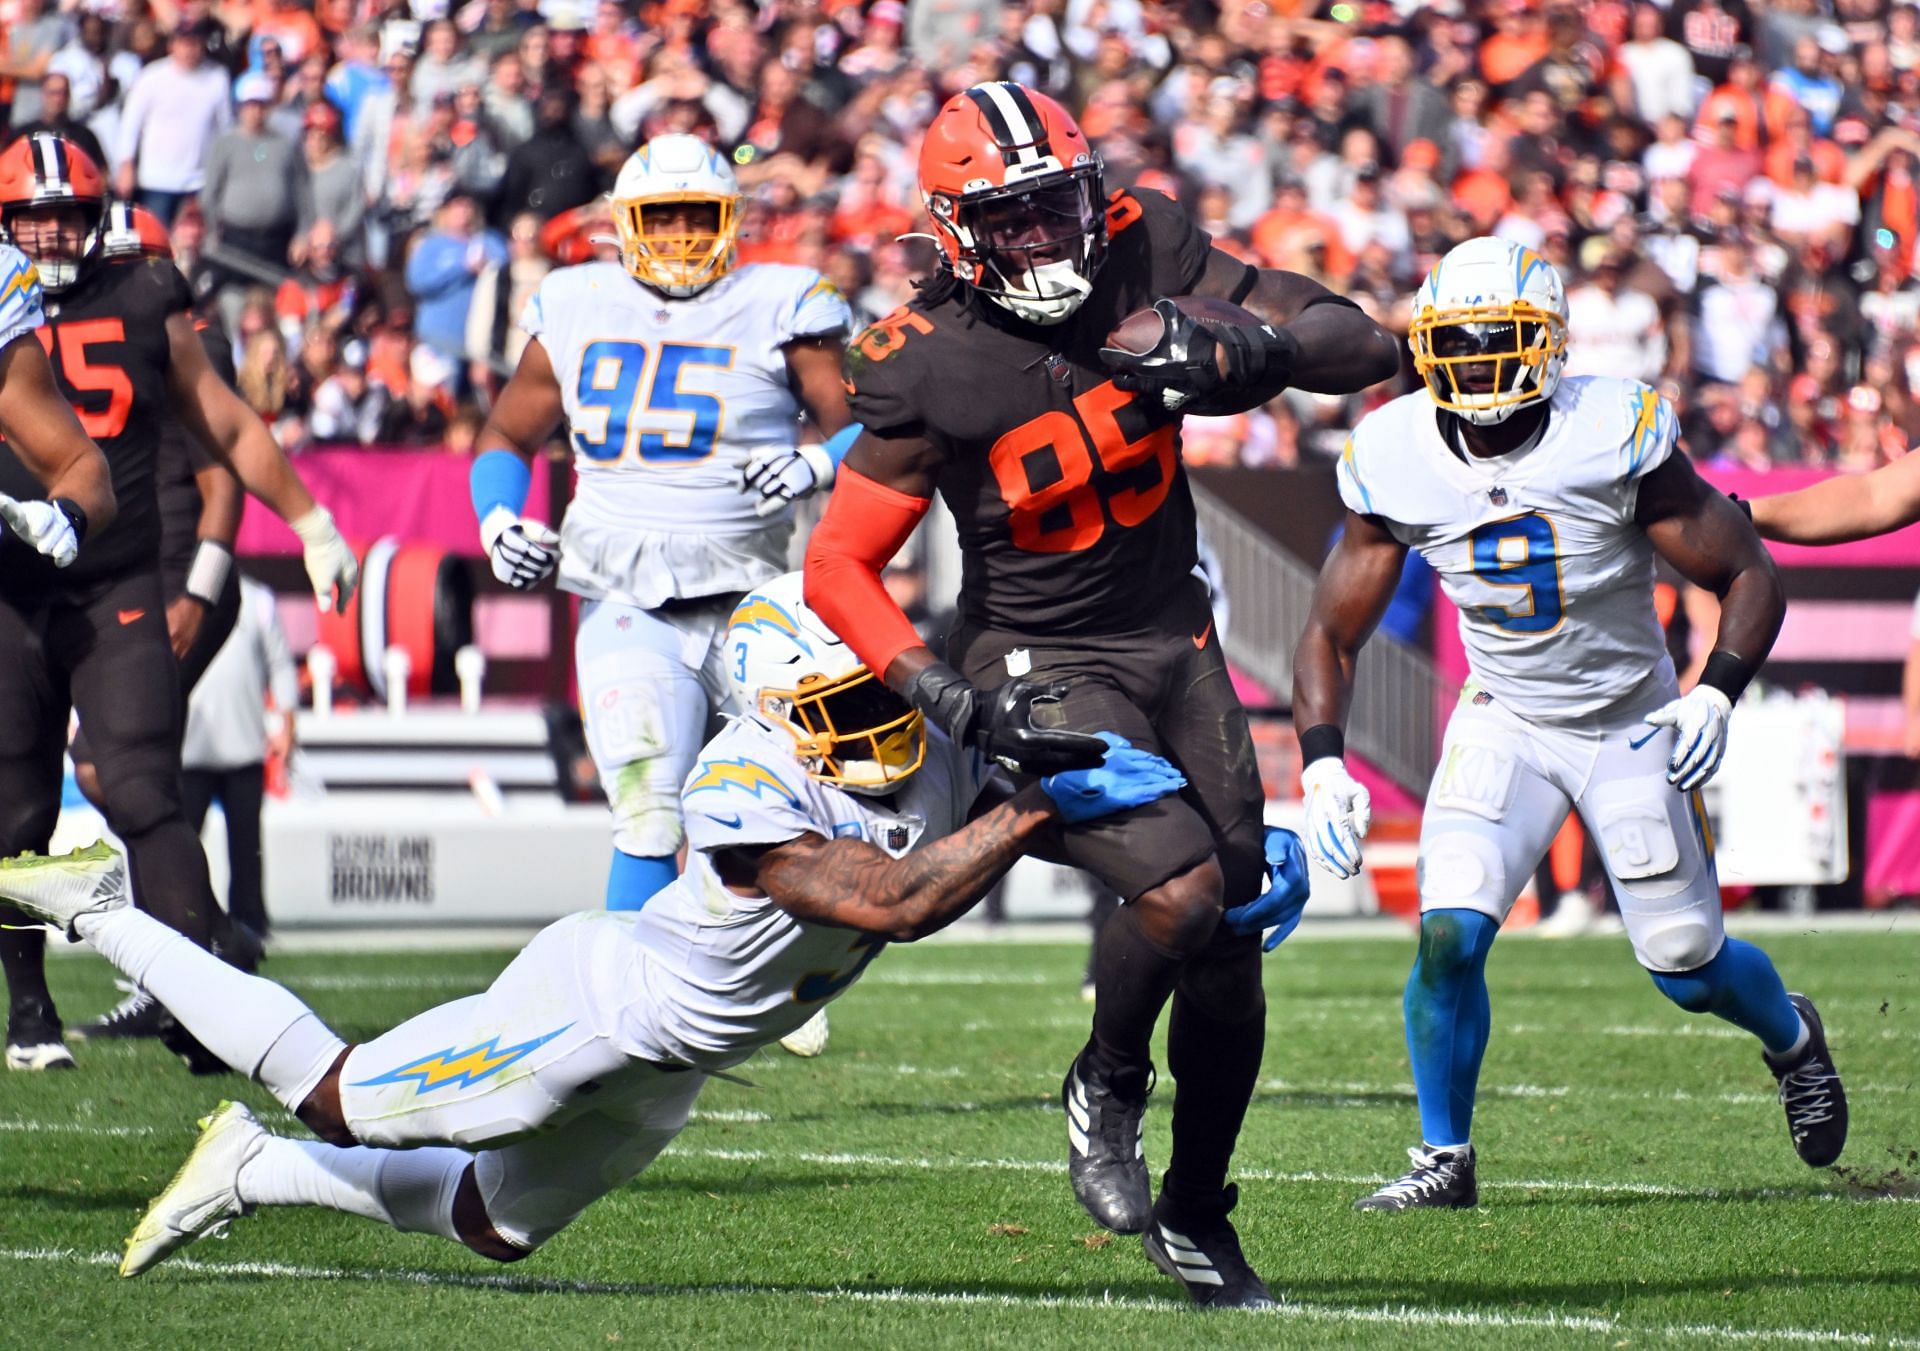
<box><xmin>4</xmin><ymin>1037</ymin><xmax>75</xmax><ymax>1072</ymax></box>
<box><xmin>0</xmin><ymin>841</ymin><xmax>129</xmax><ymax>938</ymax></box>
<box><xmin>122</xmin><ymin>1100</ymin><xmax>265</xmax><ymax>1277</ymax></box>
<box><xmin>1533</xmin><ymin>890</ymin><xmax>1600</xmax><ymax>938</ymax></box>
<box><xmin>779</xmin><ymin>1008</ymin><xmax>830</xmax><ymax>1058</ymax></box>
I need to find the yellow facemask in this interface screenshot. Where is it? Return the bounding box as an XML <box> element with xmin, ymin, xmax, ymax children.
<box><xmin>1409</xmin><ymin>301</ymin><xmax>1568</xmax><ymax>418</ymax></box>
<box><xmin>612</xmin><ymin>192</ymin><xmax>740</xmax><ymax>294</ymax></box>
<box><xmin>763</xmin><ymin>667</ymin><xmax>927</xmax><ymax>794</ymax></box>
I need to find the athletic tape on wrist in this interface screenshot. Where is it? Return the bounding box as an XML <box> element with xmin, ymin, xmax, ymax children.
<box><xmin>186</xmin><ymin>538</ymin><xmax>232</xmax><ymax>606</ymax></box>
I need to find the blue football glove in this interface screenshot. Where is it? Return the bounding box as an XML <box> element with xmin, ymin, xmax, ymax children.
<box><xmin>1040</xmin><ymin>733</ymin><xmax>1187</xmax><ymax>825</ymax></box>
<box><xmin>1224</xmin><ymin>826</ymin><xmax>1311</xmax><ymax>952</ymax></box>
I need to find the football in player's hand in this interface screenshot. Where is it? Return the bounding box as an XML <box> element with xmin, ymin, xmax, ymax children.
<box><xmin>1103</xmin><ymin>294</ymin><xmax>1262</xmax><ymax>357</ymax></box>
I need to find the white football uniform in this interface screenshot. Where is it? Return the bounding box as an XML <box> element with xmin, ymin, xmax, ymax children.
<box><xmin>522</xmin><ymin>260</ymin><xmax>852</xmax><ymax>858</ymax></box>
<box><xmin>626</xmin><ymin>716</ymin><xmax>987</xmax><ymax>1067</ymax></box>
<box><xmin>0</xmin><ymin>246</ymin><xmax>45</xmax><ymax>350</ymax></box>
<box><xmin>1340</xmin><ymin>375</ymin><xmax>1722</xmax><ymax>972</ymax></box>
<box><xmin>333</xmin><ymin>715</ymin><xmax>985</xmax><ymax>1250</ymax></box>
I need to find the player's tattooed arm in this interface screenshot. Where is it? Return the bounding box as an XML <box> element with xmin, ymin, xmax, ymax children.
<box><xmin>1193</xmin><ymin>249</ymin><xmax>1402</xmax><ymax>395</ymax></box>
<box><xmin>476</xmin><ymin>337</ymin><xmax>568</xmax><ymax>462</ymax></box>
<box><xmin>1292</xmin><ymin>509</ymin><xmax>1410</xmax><ymax>733</ymax></box>
<box><xmin>782</xmin><ymin>335</ymin><xmax>854</xmax><ymax>437</ymax></box>
<box><xmin>1636</xmin><ymin>452</ymin><xmax>1785</xmax><ymax>681</ymax></box>
<box><xmin>1747</xmin><ymin>451</ymin><xmax>1920</xmax><ymax>545</ymax></box>
<box><xmin>0</xmin><ymin>330</ymin><xmax>115</xmax><ymax>529</ymax></box>
<box><xmin>715</xmin><ymin>785</ymin><xmax>1063</xmax><ymax>942</ymax></box>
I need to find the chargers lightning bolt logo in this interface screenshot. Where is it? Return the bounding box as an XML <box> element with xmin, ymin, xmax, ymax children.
<box><xmin>727</xmin><ymin>599</ymin><xmax>813</xmax><ymax>653</ymax></box>
<box><xmin>685</xmin><ymin>757</ymin><xmax>802</xmax><ymax>806</ymax></box>
<box><xmin>353</xmin><ymin>1025</ymin><xmax>572</xmax><ymax>1094</ymax></box>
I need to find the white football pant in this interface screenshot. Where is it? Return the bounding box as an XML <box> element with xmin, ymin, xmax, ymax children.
<box><xmin>575</xmin><ymin>594</ymin><xmax>740</xmax><ymax>859</ymax></box>
<box><xmin>1419</xmin><ymin>672</ymin><xmax>1724</xmax><ymax>973</ymax></box>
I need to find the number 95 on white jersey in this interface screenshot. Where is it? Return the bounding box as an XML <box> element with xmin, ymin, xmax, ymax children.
<box><xmin>521</xmin><ymin>260</ymin><xmax>850</xmax><ymax>533</ymax></box>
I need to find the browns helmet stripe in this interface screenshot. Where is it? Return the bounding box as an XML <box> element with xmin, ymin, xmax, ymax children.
<box><xmin>1000</xmin><ymin>83</ymin><xmax>1053</xmax><ymax>158</ymax></box>
<box><xmin>966</xmin><ymin>81</ymin><xmax>1051</xmax><ymax>167</ymax></box>
<box><xmin>28</xmin><ymin>133</ymin><xmax>68</xmax><ymax>197</ymax></box>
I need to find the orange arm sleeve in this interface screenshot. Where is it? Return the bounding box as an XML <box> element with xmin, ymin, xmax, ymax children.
<box><xmin>803</xmin><ymin>465</ymin><xmax>933</xmax><ymax>678</ymax></box>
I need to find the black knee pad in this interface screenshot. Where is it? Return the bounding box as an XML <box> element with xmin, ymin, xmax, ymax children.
<box><xmin>0</xmin><ymin>799</ymin><xmax>59</xmax><ymax>857</ymax></box>
<box><xmin>98</xmin><ymin>768</ymin><xmax>185</xmax><ymax>840</ymax></box>
<box><xmin>1176</xmin><ymin>928</ymin><xmax>1265</xmax><ymax>1025</ymax></box>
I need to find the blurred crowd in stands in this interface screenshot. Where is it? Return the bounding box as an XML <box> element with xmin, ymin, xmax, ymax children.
<box><xmin>11</xmin><ymin>0</ymin><xmax>1920</xmax><ymax>470</ymax></box>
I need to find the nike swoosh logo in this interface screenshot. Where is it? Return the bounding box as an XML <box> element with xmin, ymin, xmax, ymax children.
<box><xmin>706</xmin><ymin>812</ymin><xmax>743</xmax><ymax>829</ymax></box>
<box><xmin>117</xmin><ymin>608</ymin><xmax>145</xmax><ymax>626</ymax></box>
<box><xmin>1192</xmin><ymin>620</ymin><xmax>1213</xmax><ymax>649</ymax></box>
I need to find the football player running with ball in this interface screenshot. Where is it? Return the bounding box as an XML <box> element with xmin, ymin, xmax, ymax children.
<box><xmin>0</xmin><ymin>576</ymin><xmax>1309</xmax><ymax>1278</ymax></box>
<box><xmin>804</xmin><ymin>81</ymin><xmax>1396</xmax><ymax>1304</ymax></box>
<box><xmin>1293</xmin><ymin>238</ymin><xmax>1846</xmax><ymax>1211</ymax></box>
<box><xmin>470</xmin><ymin>135</ymin><xmax>856</xmax><ymax>955</ymax></box>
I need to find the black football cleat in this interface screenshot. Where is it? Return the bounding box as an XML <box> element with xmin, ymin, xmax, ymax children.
<box><xmin>160</xmin><ymin>1019</ymin><xmax>232</xmax><ymax>1077</ymax></box>
<box><xmin>1354</xmin><ymin>1144</ymin><xmax>1478</xmax><ymax>1211</ymax></box>
<box><xmin>1766</xmin><ymin>994</ymin><xmax>1848</xmax><ymax>1168</ymax></box>
<box><xmin>6</xmin><ymin>996</ymin><xmax>75</xmax><ymax>1071</ymax></box>
<box><xmin>73</xmin><ymin>989</ymin><xmax>169</xmax><ymax>1040</ymax></box>
<box><xmin>1141</xmin><ymin>1184</ymin><xmax>1274</xmax><ymax>1309</ymax></box>
<box><xmin>213</xmin><ymin>918</ymin><xmax>266</xmax><ymax>975</ymax></box>
<box><xmin>1063</xmin><ymin>1044</ymin><xmax>1153</xmax><ymax>1233</ymax></box>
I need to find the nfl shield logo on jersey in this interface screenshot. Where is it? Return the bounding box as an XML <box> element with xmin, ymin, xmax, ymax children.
<box><xmin>885</xmin><ymin>824</ymin><xmax>910</xmax><ymax>851</ymax></box>
<box><xmin>1488</xmin><ymin>486</ymin><xmax>1508</xmax><ymax>506</ymax></box>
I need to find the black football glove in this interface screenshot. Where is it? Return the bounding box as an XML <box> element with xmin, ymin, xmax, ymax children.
<box><xmin>1099</xmin><ymin>297</ymin><xmax>1299</xmax><ymax>415</ymax></box>
<box><xmin>904</xmin><ymin>661</ymin><xmax>1108</xmax><ymax>776</ymax></box>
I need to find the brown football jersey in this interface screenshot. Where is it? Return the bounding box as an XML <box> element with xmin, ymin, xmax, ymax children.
<box><xmin>0</xmin><ymin>256</ymin><xmax>192</xmax><ymax>592</ymax></box>
<box><xmin>845</xmin><ymin>187</ymin><xmax>1215</xmax><ymax>635</ymax></box>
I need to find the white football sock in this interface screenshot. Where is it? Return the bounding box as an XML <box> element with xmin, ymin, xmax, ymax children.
<box><xmin>75</xmin><ymin>907</ymin><xmax>347</xmax><ymax>1110</ymax></box>
<box><xmin>1779</xmin><ymin>1014</ymin><xmax>1811</xmax><ymax>1062</ymax></box>
<box><xmin>237</xmin><ymin>1139</ymin><xmax>469</xmax><ymax>1244</ymax></box>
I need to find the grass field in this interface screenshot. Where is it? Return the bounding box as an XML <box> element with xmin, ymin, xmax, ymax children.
<box><xmin>3</xmin><ymin>928</ymin><xmax>1919</xmax><ymax>1348</ymax></box>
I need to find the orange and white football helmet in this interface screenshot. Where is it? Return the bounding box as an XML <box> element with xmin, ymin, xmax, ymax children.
<box><xmin>0</xmin><ymin>133</ymin><xmax>107</xmax><ymax>291</ymax></box>
<box><xmin>99</xmin><ymin>200</ymin><xmax>172</xmax><ymax>260</ymax></box>
<box><xmin>919</xmin><ymin>82</ymin><xmax>1106</xmax><ymax>325</ymax></box>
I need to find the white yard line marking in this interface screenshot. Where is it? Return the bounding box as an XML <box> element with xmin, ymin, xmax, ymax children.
<box><xmin>0</xmin><ymin>1247</ymin><xmax>1913</xmax><ymax>1346</ymax></box>
<box><xmin>688</xmin><ymin>1109</ymin><xmax>770</xmax><ymax>1124</ymax></box>
<box><xmin>679</xmin><ymin>1148</ymin><xmax>1915</xmax><ymax>1204</ymax></box>
<box><xmin>862</xmin><ymin>972</ymin><xmax>1057</xmax><ymax>987</ymax></box>
<box><xmin>0</xmin><ymin>1118</ymin><xmax>157</xmax><ymax>1138</ymax></box>
<box><xmin>2</xmin><ymin>1112</ymin><xmax>1891</xmax><ymax>1203</ymax></box>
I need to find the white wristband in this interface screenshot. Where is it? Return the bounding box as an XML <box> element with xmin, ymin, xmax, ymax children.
<box><xmin>185</xmin><ymin>538</ymin><xmax>232</xmax><ymax>606</ymax></box>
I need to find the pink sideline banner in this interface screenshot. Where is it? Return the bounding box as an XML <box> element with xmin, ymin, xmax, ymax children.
<box><xmin>1864</xmin><ymin>791</ymin><xmax>1920</xmax><ymax>904</ymax></box>
<box><xmin>234</xmin><ymin>449</ymin><xmax>554</xmax><ymax>557</ymax></box>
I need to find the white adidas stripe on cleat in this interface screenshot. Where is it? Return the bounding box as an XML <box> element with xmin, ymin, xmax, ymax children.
<box><xmin>1066</xmin><ymin>1071</ymin><xmax>1091</xmax><ymax>1155</ymax></box>
<box><xmin>1156</xmin><ymin>1225</ymin><xmax>1226</xmax><ymax>1286</ymax></box>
